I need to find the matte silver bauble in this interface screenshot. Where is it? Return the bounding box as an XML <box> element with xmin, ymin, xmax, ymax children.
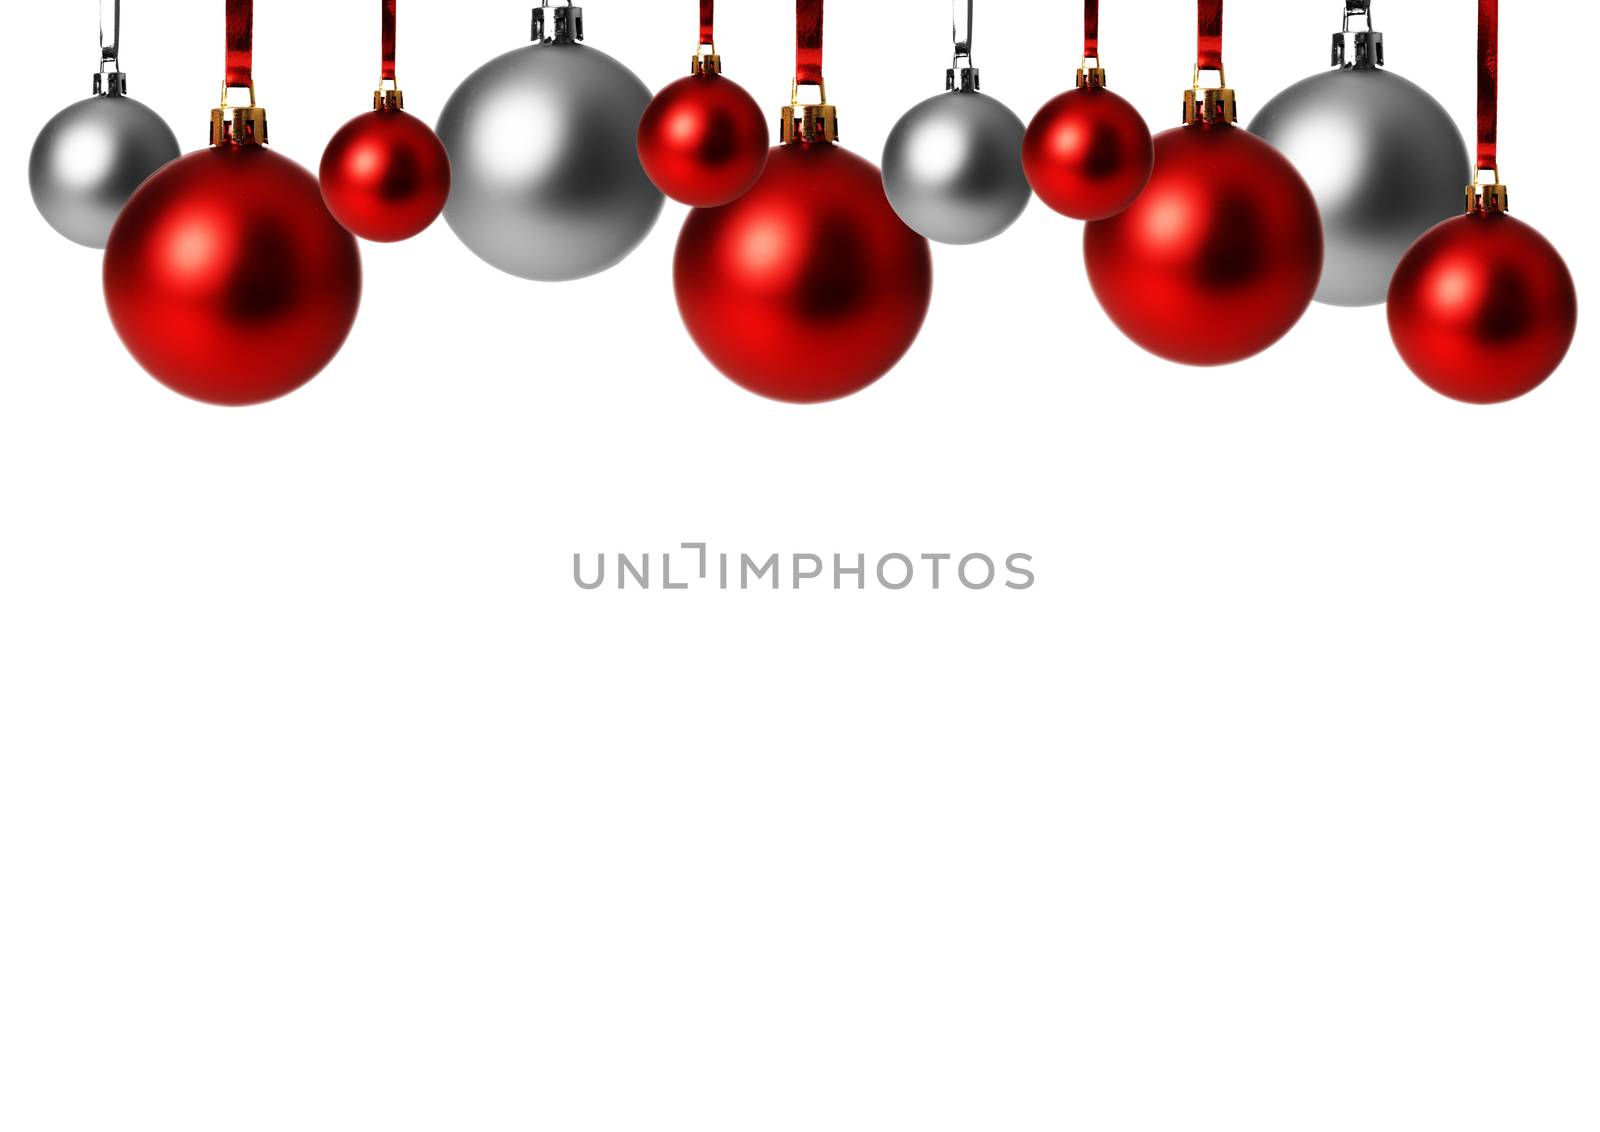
<box><xmin>882</xmin><ymin>86</ymin><xmax>1030</xmax><ymax>246</ymax></box>
<box><xmin>30</xmin><ymin>92</ymin><xmax>180</xmax><ymax>249</ymax></box>
<box><xmin>1251</xmin><ymin>24</ymin><xmax>1469</xmax><ymax>307</ymax></box>
<box><xmin>437</xmin><ymin>8</ymin><xmax>663</xmax><ymax>283</ymax></box>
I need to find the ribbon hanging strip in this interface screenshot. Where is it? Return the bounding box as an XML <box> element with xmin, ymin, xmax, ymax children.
<box><xmin>383</xmin><ymin>0</ymin><xmax>397</xmax><ymax>82</ymax></box>
<box><xmin>1197</xmin><ymin>0</ymin><xmax>1223</xmax><ymax>72</ymax></box>
<box><xmin>796</xmin><ymin>0</ymin><xmax>824</xmax><ymax>87</ymax></box>
<box><xmin>1477</xmin><ymin>0</ymin><xmax>1498</xmax><ymax>172</ymax></box>
<box><xmin>226</xmin><ymin>0</ymin><xmax>253</xmax><ymax>89</ymax></box>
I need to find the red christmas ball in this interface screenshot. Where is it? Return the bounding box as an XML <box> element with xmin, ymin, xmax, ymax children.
<box><xmin>1084</xmin><ymin>122</ymin><xmax>1323</xmax><ymax>366</ymax></box>
<box><xmin>1024</xmin><ymin>85</ymin><xmax>1153</xmax><ymax>221</ymax></box>
<box><xmin>674</xmin><ymin>142</ymin><xmax>933</xmax><ymax>403</ymax></box>
<box><xmin>1388</xmin><ymin>210</ymin><xmax>1577</xmax><ymax>404</ymax></box>
<box><xmin>105</xmin><ymin>145</ymin><xmax>362</xmax><ymax>407</ymax></box>
<box><xmin>320</xmin><ymin>107</ymin><xmax>451</xmax><ymax>242</ymax></box>
<box><xmin>638</xmin><ymin>72</ymin><xmax>770</xmax><ymax>208</ymax></box>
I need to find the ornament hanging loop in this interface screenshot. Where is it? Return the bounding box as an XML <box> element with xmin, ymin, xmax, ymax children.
<box><xmin>948</xmin><ymin>0</ymin><xmax>980</xmax><ymax>91</ymax></box>
<box><xmin>1077</xmin><ymin>0</ymin><xmax>1105</xmax><ymax>88</ymax></box>
<box><xmin>95</xmin><ymin>0</ymin><xmax>127</xmax><ymax>95</ymax></box>
<box><xmin>532</xmin><ymin>1</ymin><xmax>584</xmax><ymax>45</ymax></box>
<box><xmin>691</xmin><ymin>0</ymin><xmax>721</xmax><ymax>74</ymax></box>
<box><xmin>781</xmin><ymin>0</ymin><xmax>837</xmax><ymax>143</ymax></box>
<box><xmin>1333</xmin><ymin>1</ymin><xmax>1383</xmax><ymax>69</ymax></box>
<box><xmin>1184</xmin><ymin>0</ymin><xmax>1236</xmax><ymax>124</ymax></box>
<box><xmin>376</xmin><ymin>0</ymin><xmax>404</xmax><ymax>107</ymax></box>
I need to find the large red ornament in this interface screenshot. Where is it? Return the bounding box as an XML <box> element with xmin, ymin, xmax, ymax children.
<box><xmin>1388</xmin><ymin>206</ymin><xmax>1576</xmax><ymax>405</ymax></box>
<box><xmin>1387</xmin><ymin>0</ymin><xmax>1578</xmax><ymax>405</ymax></box>
<box><xmin>675</xmin><ymin>142</ymin><xmax>933</xmax><ymax>403</ymax></box>
<box><xmin>639</xmin><ymin>70</ymin><xmax>769</xmax><ymax>208</ymax></box>
<box><xmin>321</xmin><ymin>105</ymin><xmax>451</xmax><ymax>243</ymax></box>
<box><xmin>105</xmin><ymin>144</ymin><xmax>362</xmax><ymax>407</ymax></box>
<box><xmin>1023</xmin><ymin>2</ymin><xmax>1153</xmax><ymax>221</ymax></box>
<box><xmin>1084</xmin><ymin>122</ymin><xmax>1322</xmax><ymax>366</ymax></box>
<box><xmin>1085</xmin><ymin>1</ymin><xmax>1322</xmax><ymax>366</ymax></box>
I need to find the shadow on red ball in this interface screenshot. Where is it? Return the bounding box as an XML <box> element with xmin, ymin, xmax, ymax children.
<box><xmin>105</xmin><ymin>146</ymin><xmax>362</xmax><ymax>407</ymax></box>
<box><xmin>674</xmin><ymin>143</ymin><xmax>933</xmax><ymax>404</ymax></box>
<box><xmin>320</xmin><ymin>108</ymin><xmax>452</xmax><ymax>243</ymax></box>
<box><xmin>1388</xmin><ymin>211</ymin><xmax>1577</xmax><ymax>405</ymax></box>
<box><xmin>639</xmin><ymin>72</ymin><xmax>769</xmax><ymax>209</ymax></box>
<box><xmin>1084</xmin><ymin>122</ymin><xmax>1323</xmax><ymax>367</ymax></box>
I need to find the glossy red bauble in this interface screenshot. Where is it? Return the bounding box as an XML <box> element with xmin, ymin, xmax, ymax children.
<box><xmin>1084</xmin><ymin>122</ymin><xmax>1323</xmax><ymax>366</ymax></box>
<box><xmin>674</xmin><ymin>142</ymin><xmax>933</xmax><ymax>404</ymax></box>
<box><xmin>638</xmin><ymin>72</ymin><xmax>770</xmax><ymax>208</ymax></box>
<box><xmin>105</xmin><ymin>146</ymin><xmax>362</xmax><ymax>407</ymax></box>
<box><xmin>1024</xmin><ymin>85</ymin><xmax>1153</xmax><ymax>221</ymax></box>
<box><xmin>319</xmin><ymin>107</ymin><xmax>451</xmax><ymax>242</ymax></box>
<box><xmin>1388</xmin><ymin>211</ymin><xmax>1577</xmax><ymax>404</ymax></box>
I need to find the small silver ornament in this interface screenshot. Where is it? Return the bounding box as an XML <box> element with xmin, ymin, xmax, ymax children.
<box><xmin>29</xmin><ymin>2</ymin><xmax>180</xmax><ymax>249</ymax></box>
<box><xmin>881</xmin><ymin>0</ymin><xmax>1030</xmax><ymax>246</ymax></box>
<box><xmin>437</xmin><ymin>2</ymin><xmax>664</xmax><ymax>282</ymax></box>
<box><xmin>1250</xmin><ymin>2</ymin><xmax>1469</xmax><ymax>307</ymax></box>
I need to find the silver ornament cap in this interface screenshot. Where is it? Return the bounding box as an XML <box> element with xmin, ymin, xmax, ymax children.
<box><xmin>29</xmin><ymin>3</ymin><xmax>180</xmax><ymax>249</ymax></box>
<box><xmin>437</xmin><ymin>2</ymin><xmax>664</xmax><ymax>283</ymax></box>
<box><xmin>1250</xmin><ymin>2</ymin><xmax>1470</xmax><ymax>307</ymax></box>
<box><xmin>881</xmin><ymin>0</ymin><xmax>1030</xmax><ymax>246</ymax></box>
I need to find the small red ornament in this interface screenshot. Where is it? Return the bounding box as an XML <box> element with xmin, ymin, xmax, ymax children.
<box><xmin>639</xmin><ymin>2</ymin><xmax>768</xmax><ymax>208</ymax></box>
<box><xmin>104</xmin><ymin>0</ymin><xmax>361</xmax><ymax>407</ymax></box>
<box><xmin>319</xmin><ymin>1</ymin><xmax>449</xmax><ymax>243</ymax></box>
<box><xmin>1023</xmin><ymin>0</ymin><xmax>1153</xmax><ymax>221</ymax></box>
<box><xmin>1387</xmin><ymin>0</ymin><xmax>1577</xmax><ymax>404</ymax></box>
<box><xmin>673</xmin><ymin>0</ymin><xmax>933</xmax><ymax>403</ymax></box>
<box><xmin>1083</xmin><ymin>1</ymin><xmax>1322</xmax><ymax>366</ymax></box>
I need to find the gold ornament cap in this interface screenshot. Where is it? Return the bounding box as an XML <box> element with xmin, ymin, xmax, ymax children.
<box><xmin>211</xmin><ymin>82</ymin><xmax>267</xmax><ymax>146</ymax></box>
<box><xmin>780</xmin><ymin>80</ymin><xmax>838</xmax><ymax>144</ymax></box>
<box><xmin>1467</xmin><ymin>168</ymin><xmax>1509</xmax><ymax>214</ymax></box>
<box><xmin>1183</xmin><ymin>67</ymin><xmax>1237</xmax><ymax>125</ymax></box>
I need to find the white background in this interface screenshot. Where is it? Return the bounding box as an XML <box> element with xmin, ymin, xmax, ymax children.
<box><xmin>2</xmin><ymin>1</ymin><xmax>1596</xmax><ymax>1129</ymax></box>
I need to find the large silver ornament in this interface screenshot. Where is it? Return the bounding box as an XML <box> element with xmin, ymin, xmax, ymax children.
<box><xmin>437</xmin><ymin>3</ymin><xmax>663</xmax><ymax>282</ymax></box>
<box><xmin>29</xmin><ymin>4</ymin><xmax>180</xmax><ymax>249</ymax></box>
<box><xmin>882</xmin><ymin>1</ymin><xmax>1029</xmax><ymax>246</ymax></box>
<box><xmin>1250</xmin><ymin>3</ymin><xmax>1469</xmax><ymax>307</ymax></box>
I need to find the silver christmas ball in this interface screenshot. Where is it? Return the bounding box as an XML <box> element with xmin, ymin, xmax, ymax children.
<box><xmin>1251</xmin><ymin>44</ymin><xmax>1469</xmax><ymax>307</ymax></box>
<box><xmin>437</xmin><ymin>14</ymin><xmax>663</xmax><ymax>283</ymax></box>
<box><xmin>30</xmin><ymin>91</ymin><xmax>180</xmax><ymax>249</ymax></box>
<box><xmin>882</xmin><ymin>84</ymin><xmax>1030</xmax><ymax>246</ymax></box>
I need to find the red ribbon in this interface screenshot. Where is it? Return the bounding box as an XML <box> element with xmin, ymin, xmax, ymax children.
<box><xmin>382</xmin><ymin>0</ymin><xmax>397</xmax><ymax>82</ymax></box>
<box><xmin>1084</xmin><ymin>0</ymin><xmax>1099</xmax><ymax>58</ymax></box>
<box><xmin>1477</xmin><ymin>0</ymin><xmax>1498</xmax><ymax>171</ymax></box>
<box><xmin>700</xmin><ymin>0</ymin><xmax>714</xmax><ymax>47</ymax></box>
<box><xmin>1197</xmin><ymin>0</ymin><xmax>1223</xmax><ymax>72</ymax></box>
<box><xmin>796</xmin><ymin>0</ymin><xmax>824</xmax><ymax>87</ymax></box>
<box><xmin>226</xmin><ymin>0</ymin><xmax>252</xmax><ymax>88</ymax></box>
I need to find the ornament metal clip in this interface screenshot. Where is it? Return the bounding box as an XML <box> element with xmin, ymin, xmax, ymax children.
<box><xmin>1077</xmin><ymin>55</ymin><xmax>1107</xmax><ymax>90</ymax></box>
<box><xmin>95</xmin><ymin>0</ymin><xmax>127</xmax><ymax>95</ymax></box>
<box><xmin>947</xmin><ymin>0</ymin><xmax>980</xmax><ymax>91</ymax></box>
<box><xmin>211</xmin><ymin>80</ymin><xmax>268</xmax><ymax>146</ymax></box>
<box><xmin>532</xmin><ymin>2</ymin><xmax>584</xmax><ymax>45</ymax></box>
<box><xmin>691</xmin><ymin>43</ymin><xmax>722</xmax><ymax>77</ymax></box>
<box><xmin>1467</xmin><ymin>166</ymin><xmax>1509</xmax><ymax>214</ymax></box>
<box><xmin>781</xmin><ymin>79</ymin><xmax>839</xmax><ymax>144</ymax></box>
<box><xmin>1184</xmin><ymin>66</ymin><xmax>1237</xmax><ymax>125</ymax></box>
<box><xmin>374</xmin><ymin>77</ymin><xmax>405</xmax><ymax>111</ymax></box>
<box><xmin>1333</xmin><ymin>1</ymin><xmax>1384</xmax><ymax>69</ymax></box>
